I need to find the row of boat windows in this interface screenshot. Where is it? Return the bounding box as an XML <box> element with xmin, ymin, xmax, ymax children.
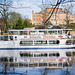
<box><xmin>20</xmin><ymin>52</ymin><xmax>60</xmax><ymax>57</ymax></box>
<box><xmin>20</xmin><ymin>40</ymin><xmax>60</xmax><ymax>45</ymax></box>
<box><xmin>0</xmin><ymin>57</ymin><xmax>13</xmax><ymax>62</ymax></box>
<box><xmin>9</xmin><ymin>63</ymin><xmax>65</xmax><ymax>67</ymax></box>
<box><xmin>0</xmin><ymin>52</ymin><xmax>73</xmax><ymax>62</ymax></box>
<box><xmin>20</xmin><ymin>40</ymin><xmax>75</xmax><ymax>45</ymax></box>
<box><xmin>20</xmin><ymin>52</ymin><xmax>72</xmax><ymax>57</ymax></box>
<box><xmin>0</xmin><ymin>36</ymin><xmax>13</xmax><ymax>41</ymax></box>
<box><xmin>9</xmin><ymin>30</ymin><xmax>68</xmax><ymax>35</ymax></box>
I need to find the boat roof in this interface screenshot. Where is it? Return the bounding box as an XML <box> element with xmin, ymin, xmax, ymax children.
<box><xmin>9</xmin><ymin>29</ymin><xmax>72</xmax><ymax>31</ymax></box>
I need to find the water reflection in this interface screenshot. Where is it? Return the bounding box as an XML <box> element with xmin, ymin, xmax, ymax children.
<box><xmin>0</xmin><ymin>63</ymin><xmax>75</xmax><ymax>75</ymax></box>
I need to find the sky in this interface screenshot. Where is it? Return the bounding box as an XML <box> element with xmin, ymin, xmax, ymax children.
<box><xmin>10</xmin><ymin>0</ymin><xmax>75</xmax><ymax>20</ymax></box>
<box><xmin>10</xmin><ymin>0</ymin><xmax>43</xmax><ymax>19</ymax></box>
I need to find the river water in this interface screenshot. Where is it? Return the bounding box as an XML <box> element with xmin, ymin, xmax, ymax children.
<box><xmin>0</xmin><ymin>63</ymin><xmax>75</xmax><ymax>75</ymax></box>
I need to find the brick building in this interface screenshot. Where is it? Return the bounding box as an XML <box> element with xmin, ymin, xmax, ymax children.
<box><xmin>32</xmin><ymin>8</ymin><xmax>75</xmax><ymax>25</ymax></box>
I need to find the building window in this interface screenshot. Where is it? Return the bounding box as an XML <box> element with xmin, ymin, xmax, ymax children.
<box><xmin>51</xmin><ymin>19</ymin><xmax>53</xmax><ymax>21</ymax></box>
<box><xmin>69</xmin><ymin>16</ymin><xmax>70</xmax><ymax>18</ymax></box>
<box><xmin>63</xmin><ymin>14</ymin><xmax>66</xmax><ymax>17</ymax></box>
<box><xmin>34</xmin><ymin>19</ymin><xmax>35</xmax><ymax>21</ymax></box>
<box><xmin>57</xmin><ymin>14</ymin><xmax>59</xmax><ymax>17</ymax></box>
<box><xmin>57</xmin><ymin>19</ymin><xmax>59</xmax><ymax>21</ymax></box>
<box><xmin>60</xmin><ymin>14</ymin><xmax>62</xmax><ymax>17</ymax></box>
<box><xmin>39</xmin><ymin>23</ymin><xmax>40</xmax><ymax>25</ymax></box>
<box><xmin>36</xmin><ymin>23</ymin><xmax>38</xmax><ymax>25</ymax></box>
<box><xmin>60</xmin><ymin>22</ymin><xmax>62</xmax><ymax>24</ymax></box>
<box><xmin>36</xmin><ymin>15</ymin><xmax>38</xmax><ymax>17</ymax></box>
<box><xmin>34</xmin><ymin>15</ymin><xmax>35</xmax><ymax>17</ymax></box>
<box><xmin>53</xmin><ymin>14</ymin><xmax>55</xmax><ymax>17</ymax></box>
<box><xmin>60</xmin><ymin>19</ymin><xmax>62</xmax><ymax>21</ymax></box>
<box><xmin>54</xmin><ymin>19</ymin><xmax>56</xmax><ymax>21</ymax></box>
<box><xmin>39</xmin><ymin>18</ymin><xmax>40</xmax><ymax>21</ymax></box>
<box><xmin>63</xmin><ymin>19</ymin><xmax>65</xmax><ymax>21</ymax></box>
<box><xmin>36</xmin><ymin>19</ymin><xmax>38</xmax><ymax>21</ymax></box>
<box><xmin>54</xmin><ymin>22</ymin><xmax>56</xmax><ymax>24</ymax></box>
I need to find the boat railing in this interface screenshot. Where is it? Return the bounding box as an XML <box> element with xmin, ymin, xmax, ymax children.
<box><xmin>3</xmin><ymin>62</ymin><xmax>72</xmax><ymax>68</ymax></box>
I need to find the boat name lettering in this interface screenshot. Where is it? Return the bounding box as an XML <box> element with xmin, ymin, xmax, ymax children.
<box><xmin>30</xmin><ymin>35</ymin><xmax>56</xmax><ymax>38</ymax></box>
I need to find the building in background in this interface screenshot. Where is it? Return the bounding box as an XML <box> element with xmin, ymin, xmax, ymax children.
<box><xmin>32</xmin><ymin>8</ymin><xmax>75</xmax><ymax>25</ymax></box>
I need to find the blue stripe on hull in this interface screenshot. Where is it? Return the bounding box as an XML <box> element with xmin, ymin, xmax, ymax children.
<box><xmin>0</xmin><ymin>47</ymin><xmax>75</xmax><ymax>50</ymax></box>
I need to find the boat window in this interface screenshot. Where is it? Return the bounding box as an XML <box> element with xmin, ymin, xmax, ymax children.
<box><xmin>24</xmin><ymin>31</ymin><xmax>28</xmax><ymax>35</ymax></box>
<box><xmin>0</xmin><ymin>36</ymin><xmax>4</xmax><ymax>41</ymax></box>
<box><xmin>39</xmin><ymin>31</ymin><xmax>47</xmax><ymax>35</ymax></box>
<box><xmin>29</xmin><ymin>31</ymin><xmax>37</xmax><ymax>35</ymax></box>
<box><xmin>34</xmin><ymin>40</ymin><xmax>48</xmax><ymax>45</ymax></box>
<box><xmin>58</xmin><ymin>30</ymin><xmax>62</xmax><ymax>35</ymax></box>
<box><xmin>4</xmin><ymin>36</ymin><xmax>8</xmax><ymax>41</ymax></box>
<box><xmin>9</xmin><ymin>31</ymin><xmax>18</xmax><ymax>35</ymax></box>
<box><xmin>56</xmin><ymin>40</ymin><xmax>60</xmax><ymax>44</ymax></box>
<box><xmin>48</xmin><ymin>31</ymin><xmax>54</xmax><ymax>35</ymax></box>
<box><xmin>9</xmin><ymin>57</ymin><xmax>13</xmax><ymax>62</ymax></box>
<box><xmin>49</xmin><ymin>53</ymin><xmax>60</xmax><ymax>57</ymax></box>
<box><xmin>34</xmin><ymin>53</ymin><xmax>48</xmax><ymax>57</ymax></box>
<box><xmin>9</xmin><ymin>63</ymin><xmax>18</xmax><ymax>67</ymax></box>
<box><xmin>20</xmin><ymin>31</ymin><xmax>23</xmax><ymax>35</ymax></box>
<box><xmin>0</xmin><ymin>36</ymin><xmax>1</xmax><ymax>40</ymax></box>
<box><xmin>73</xmin><ymin>39</ymin><xmax>75</xmax><ymax>44</ymax></box>
<box><xmin>55</xmin><ymin>31</ymin><xmax>57</xmax><ymax>35</ymax></box>
<box><xmin>39</xmin><ymin>63</ymin><xmax>47</xmax><ymax>66</ymax></box>
<box><xmin>20</xmin><ymin>41</ymin><xmax>33</xmax><ymax>45</ymax></box>
<box><xmin>20</xmin><ymin>52</ymin><xmax>33</xmax><ymax>57</ymax></box>
<box><xmin>66</xmin><ymin>52</ymin><xmax>72</xmax><ymax>57</ymax></box>
<box><xmin>9</xmin><ymin>36</ymin><xmax>13</xmax><ymax>40</ymax></box>
<box><xmin>63</xmin><ymin>30</ymin><xmax>67</xmax><ymax>34</ymax></box>
<box><xmin>13</xmin><ymin>31</ymin><xmax>18</xmax><ymax>35</ymax></box>
<box><xmin>73</xmin><ymin>52</ymin><xmax>75</xmax><ymax>56</ymax></box>
<box><xmin>56</xmin><ymin>53</ymin><xmax>60</xmax><ymax>57</ymax></box>
<box><xmin>66</xmin><ymin>40</ymin><xmax>71</xmax><ymax>45</ymax></box>
<box><xmin>19</xmin><ymin>63</ymin><xmax>28</xmax><ymax>67</ymax></box>
<box><xmin>49</xmin><ymin>40</ymin><xmax>57</xmax><ymax>44</ymax></box>
<box><xmin>0</xmin><ymin>57</ymin><xmax>8</xmax><ymax>62</ymax></box>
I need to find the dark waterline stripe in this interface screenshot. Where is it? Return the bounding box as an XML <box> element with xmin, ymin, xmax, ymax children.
<box><xmin>0</xmin><ymin>47</ymin><xmax>75</xmax><ymax>50</ymax></box>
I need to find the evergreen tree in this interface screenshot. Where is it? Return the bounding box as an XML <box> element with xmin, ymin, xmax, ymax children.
<box><xmin>15</xmin><ymin>17</ymin><xmax>23</xmax><ymax>29</ymax></box>
<box><xmin>23</xmin><ymin>19</ymin><xmax>31</xmax><ymax>28</ymax></box>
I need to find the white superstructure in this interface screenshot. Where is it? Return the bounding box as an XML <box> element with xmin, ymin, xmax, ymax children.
<box><xmin>0</xmin><ymin>29</ymin><xmax>75</xmax><ymax>68</ymax></box>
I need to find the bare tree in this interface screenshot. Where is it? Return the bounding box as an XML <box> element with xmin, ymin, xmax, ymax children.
<box><xmin>0</xmin><ymin>0</ymin><xmax>30</xmax><ymax>32</ymax></box>
<box><xmin>39</xmin><ymin>0</ymin><xmax>75</xmax><ymax>25</ymax></box>
<box><xmin>62</xmin><ymin>3</ymin><xmax>74</xmax><ymax>25</ymax></box>
<box><xmin>0</xmin><ymin>0</ymin><xmax>13</xmax><ymax>32</ymax></box>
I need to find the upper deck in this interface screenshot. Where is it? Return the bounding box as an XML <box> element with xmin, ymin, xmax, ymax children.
<box><xmin>8</xmin><ymin>29</ymin><xmax>72</xmax><ymax>35</ymax></box>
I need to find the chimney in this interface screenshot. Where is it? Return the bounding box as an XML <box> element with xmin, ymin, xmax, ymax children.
<box><xmin>32</xmin><ymin>10</ymin><xmax>34</xmax><ymax>14</ymax></box>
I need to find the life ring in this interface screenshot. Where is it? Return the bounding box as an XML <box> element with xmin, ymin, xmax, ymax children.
<box><xmin>65</xmin><ymin>35</ymin><xmax>68</xmax><ymax>39</ymax></box>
